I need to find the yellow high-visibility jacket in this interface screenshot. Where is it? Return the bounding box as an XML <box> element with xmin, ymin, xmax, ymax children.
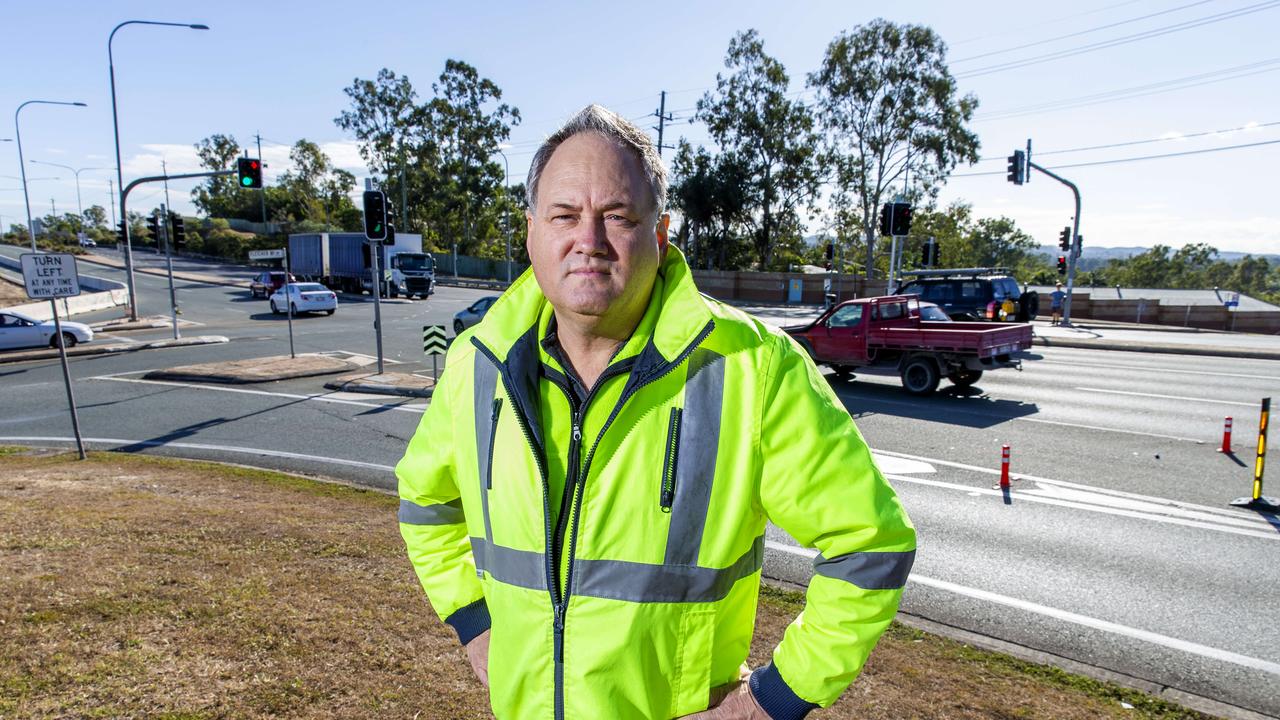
<box><xmin>398</xmin><ymin>246</ymin><xmax>915</xmax><ymax>719</ymax></box>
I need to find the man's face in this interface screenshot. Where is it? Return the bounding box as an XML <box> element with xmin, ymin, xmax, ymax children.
<box><xmin>526</xmin><ymin>132</ymin><xmax>668</xmax><ymax>323</ymax></box>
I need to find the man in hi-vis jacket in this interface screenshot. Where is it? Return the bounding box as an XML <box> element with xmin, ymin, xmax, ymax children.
<box><xmin>397</xmin><ymin>104</ymin><xmax>915</xmax><ymax>720</ymax></box>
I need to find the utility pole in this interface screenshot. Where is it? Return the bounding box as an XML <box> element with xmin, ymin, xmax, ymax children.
<box><xmin>107</xmin><ymin>178</ymin><xmax>115</xmax><ymax>228</ymax></box>
<box><xmin>652</xmin><ymin>91</ymin><xmax>674</xmax><ymax>156</ymax></box>
<box><xmin>255</xmin><ymin>132</ymin><xmax>267</xmax><ymax>227</ymax></box>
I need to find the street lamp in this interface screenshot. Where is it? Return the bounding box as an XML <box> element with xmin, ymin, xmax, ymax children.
<box><xmin>29</xmin><ymin>160</ymin><xmax>108</xmax><ymax>221</ymax></box>
<box><xmin>110</xmin><ymin>19</ymin><xmax>209</xmax><ymax>320</ymax></box>
<box><xmin>14</xmin><ymin>100</ymin><xmax>87</xmax><ymax>251</ymax></box>
<box><xmin>495</xmin><ymin>145</ymin><xmax>512</xmax><ymax>282</ymax></box>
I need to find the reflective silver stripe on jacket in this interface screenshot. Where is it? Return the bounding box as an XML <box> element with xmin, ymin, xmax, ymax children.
<box><xmin>472</xmin><ymin>534</ymin><xmax>765</xmax><ymax>603</ymax></box>
<box><xmin>813</xmin><ymin>549</ymin><xmax>916</xmax><ymax>590</ymax></box>
<box><xmin>664</xmin><ymin>348</ymin><xmax>726</xmax><ymax>566</ymax></box>
<box><xmin>398</xmin><ymin>498</ymin><xmax>465</xmax><ymax>525</ymax></box>
<box><xmin>473</xmin><ymin>353</ymin><xmax>498</xmax><ymax>545</ymax></box>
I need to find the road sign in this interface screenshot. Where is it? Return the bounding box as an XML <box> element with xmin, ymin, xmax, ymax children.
<box><xmin>249</xmin><ymin>249</ymin><xmax>286</xmax><ymax>261</ymax></box>
<box><xmin>423</xmin><ymin>325</ymin><xmax>448</xmax><ymax>356</ymax></box>
<box><xmin>1225</xmin><ymin>292</ymin><xmax>1241</xmax><ymax>309</ymax></box>
<box><xmin>20</xmin><ymin>253</ymin><xmax>81</xmax><ymax>299</ymax></box>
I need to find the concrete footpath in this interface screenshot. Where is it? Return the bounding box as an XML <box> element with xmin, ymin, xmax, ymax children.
<box><xmin>141</xmin><ymin>353</ymin><xmax>437</xmax><ymax>398</ymax></box>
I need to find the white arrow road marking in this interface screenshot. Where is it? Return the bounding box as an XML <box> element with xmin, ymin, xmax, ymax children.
<box><xmin>765</xmin><ymin>540</ymin><xmax>1280</xmax><ymax>677</ymax></box>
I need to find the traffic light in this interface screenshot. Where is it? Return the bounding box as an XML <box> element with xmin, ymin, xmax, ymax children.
<box><xmin>169</xmin><ymin>213</ymin><xmax>186</xmax><ymax>247</ymax></box>
<box><xmin>362</xmin><ymin>189</ymin><xmax>388</xmax><ymax>241</ymax></box>
<box><xmin>237</xmin><ymin>157</ymin><xmax>263</xmax><ymax>189</ymax></box>
<box><xmin>1006</xmin><ymin>150</ymin><xmax>1025</xmax><ymax>185</ymax></box>
<box><xmin>145</xmin><ymin>213</ymin><xmax>160</xmax><ymax>243</ymax></box>
<box><xmin>1056</xmin><ymin>255</ymin><xmax>1067</xmax><ymax>274</ymax></box>
<box><xmin>920</xmin><ymin>238</ymin><xmax>939</xmax><ymax>267</ymax></box>
<box><xmin>891</xmin><ymin>203</ymin><xmax>913</xmax><ymax>236</ymax></box>
<box><xmin>1058</xmin><ymin>226</ymin><xmax>1071</xmax><ymax>251</ymax></box>
<box><xmin>116</xmin><ymin>220</ymin><xmax>128</xmax><ymax>245</ymax></box>
<box><xmin>879</xmin><ymin>203</ymin><xmax>893</xmax><ymax>236</ymax></box>
<box><xmin>824</xmin><ymin>242</ymin><xmax>834</xmax><ymax>261</ymax></box>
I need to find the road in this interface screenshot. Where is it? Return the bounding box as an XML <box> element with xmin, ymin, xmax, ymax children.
<box><xmin>2</xmin><ymin>245</ymin><xmax>1278</xmax><ymax>717</ymax></box>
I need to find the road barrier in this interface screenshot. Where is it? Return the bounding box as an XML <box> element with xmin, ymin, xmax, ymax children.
<box><xmin>1229</xmin><ymin>398</ymin><xmax>1275</xmax><ymax>511</ymax></box>
<box><xmin>1218</xmin><ymin>416</ymin><xmax>1233</xmax><ymax>454</ymax></box>
<box><xmin>1000</xmin><ymin>445</ymin><xmax>1011</xmax><ymax>489</ymax></box>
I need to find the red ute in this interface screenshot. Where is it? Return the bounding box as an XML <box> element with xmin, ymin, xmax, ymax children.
<box><xmin>783</xmin><ymin>295</ymin><xmax>1033</xmax><ymax>395</ymax></box>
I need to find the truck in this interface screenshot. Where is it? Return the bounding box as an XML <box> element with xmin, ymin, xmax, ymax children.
<box><xmin>783</xmin><ymin>294</ymin><xmax>1034</xmax><ymax>395</ymax></box>
<box><xmin>287</xmin><ymin>232</ymin><xmax>436</xmax><ymax>299</ymax></box>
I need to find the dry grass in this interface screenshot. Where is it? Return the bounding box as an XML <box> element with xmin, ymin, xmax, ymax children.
<box><xmin>1</xmin><ymin>277</ymin><xmax>31</xmax><ymax>308</ymax></box>
<box><xmin>0</xmin><ymin>450</ymin><xmax>1211</xmax><ymax>719</ymax></box>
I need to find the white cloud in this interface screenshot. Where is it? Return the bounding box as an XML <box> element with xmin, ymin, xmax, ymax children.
<box><xmin>321</xmin><ymin>140</ymin><xmax>369</xmax><ymax>175</ymax></box>
<box><xmin>121</xmin><ymin>143</ymin><xmax>205</xmax><ymax>178</ymax></box>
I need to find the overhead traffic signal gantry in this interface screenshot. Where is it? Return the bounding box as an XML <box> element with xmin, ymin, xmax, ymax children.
<box><xmin>236</xmin><ymin>157</ymin><xmax>263</xmax><ymax>189</ymax></box>
<box><xmin>1006</xmin><ymin>150</ymin><xmax>1026</xmax><ymax>185</ymax></box>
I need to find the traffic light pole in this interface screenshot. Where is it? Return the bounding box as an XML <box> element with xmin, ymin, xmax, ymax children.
<box><xmin>1028</xmin><ymin>161</ymin><xmax>1082</xmax><ymax>327</ymax></box>
<box><xmin>119</xmin><ymin>169</ymin><xmax>234</xmax><ymax>320</ymax></box>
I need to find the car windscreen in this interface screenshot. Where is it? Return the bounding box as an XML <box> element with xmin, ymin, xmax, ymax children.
<box><xmin>397</xmin><ymin>254</ymin><xmax>434</xmax><ymax>271</ymax></box>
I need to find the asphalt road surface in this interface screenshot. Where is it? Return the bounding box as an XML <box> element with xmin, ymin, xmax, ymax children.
<box><xmin>3</xmin><ymin>246</ymin><xmax>1277</xmax><ymax>717</ymax></box>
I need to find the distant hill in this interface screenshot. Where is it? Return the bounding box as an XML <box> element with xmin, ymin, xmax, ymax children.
<box><xmin>1035</xmin><ymin>246</ymin><xmax>1279</xmax><ymax>268</ymax></box>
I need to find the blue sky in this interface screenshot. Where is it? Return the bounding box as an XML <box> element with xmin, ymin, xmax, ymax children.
<box><xmin>3</xmin><ymin>0</ymin><xmax>1278</xmax><ymax>254</ymax></box>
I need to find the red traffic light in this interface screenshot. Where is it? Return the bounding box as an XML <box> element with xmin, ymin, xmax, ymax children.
<box><xmin>1056</xmin><ymin>255</ymin><xmax>1067</xmax><ymax>274</ymax></box>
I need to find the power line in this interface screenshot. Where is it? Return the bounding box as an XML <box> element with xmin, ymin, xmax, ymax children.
<box><xmin>952</xmin><ymin>0</ymin><xmax>1215</xmax><ymax>63</ymax></box>
<box><xmin>949</xmin><ymin>0</ymin><xmax>1150</xmax><ymax>46</ymax></box>
<box><xmin>956</xmin><ymin>1</ymin><xmax>1280</xmax><ymax>79</ymax></box>
<box><xmin>977</xmin><ymin>119</ymin><xmax>1280</xmax><ymax>161</ymax></box>
<box><xmin>974</xmin><ymin>57</ymin><xmax>1280</xmax><ymax>121</ymax></box>
<box><xmin>951</xmin><ymin>138</ymin><xmax>1280</xmax><ymax>176</ymax></box>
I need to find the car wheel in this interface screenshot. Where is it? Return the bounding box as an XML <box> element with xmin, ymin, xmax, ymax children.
<box><xmin>270</xmin><ymin>300</ymin><xmax>281</xmax><ymax>315</ymax></box>
<box><xmin>1017</xmin><ymin>291</ymin><xmax>1039</xmax><ymax>322</ymax></box>
<box><xmin>947</xmin><ymin>369</ymin><xmax>984</xmax><ymax>387</ymax></box>
<box><xmin>325</xmin><ymin>309</ymin><xmax>335</xmax><ymax>316</ymax></box>
<box><xmin>454</xmin><ymin>319</ymin><xmax>465</xmax><ymax>335</ymax></box>
<box><xmin>291</xmin><ymin>302</ymin><xmax>299</xmax><ymax>315</ymax></box>
<box><xmin>831</xmin><ymin>364</ymin><xmax>855</xmax><ymax>382</ymax></box>
<box><xmin>50</xmin><ymin>332</ymin><xmax>77</xmax><ymax>349</ymax></box>
<box><xmin>900</xmin><ymin>357</ymin><xmax>941</xmax><ymax>395</ymax></box>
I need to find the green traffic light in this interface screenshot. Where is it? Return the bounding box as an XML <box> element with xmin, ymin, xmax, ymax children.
<box><xmin>241</xmin><ymin>176</ymin><xmax>252</xmax><ymax>187</ymax></box>
<box><xmin>374</xmin><ymin>223</ymin><xmax>382</xmax><ymax>233</ymax></box>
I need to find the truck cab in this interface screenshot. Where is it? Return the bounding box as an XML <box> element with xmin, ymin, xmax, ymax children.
<box><xmin>389</xmin><ymin>252</ymin><xmax>436</xmax><ymax>299</ymax></box>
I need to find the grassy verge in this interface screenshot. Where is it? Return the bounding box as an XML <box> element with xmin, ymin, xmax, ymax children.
<box><xmin>0</xmin><ymin>450</ymin><xmax>1213</xmax><ymax>719</ymax></box>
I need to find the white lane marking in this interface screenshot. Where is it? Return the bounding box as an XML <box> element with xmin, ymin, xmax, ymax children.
<box><xmin>0</xmin><ymin>436</ymin><xmax>396</xmax><ymax>472</ymax></box>
<box><xmin>872</xmin><ymin>448</ymin><xmax>1266</xmax><ymax>522</ymax></box>
<box><xmin>1039</xmin><ymin>358</ymin><xmax>1280</xmax><ymax>382</ymax></box>
<box><xmin>1015</xmin><ymin>416</ymin><xmax>1203</xmax><ymax>443</ymax></box>
<box><xmin>1019</xmin><ymin>485</ymin><xmax>1269</xmax><ymax>531</ymax></box>
<box><xmin>89</xmin><ymin>375</ymin><xmax>424</xmax><ymax>414</ymax></box>
<box><xmin>1076</xmin><ymin>387</ymin><xmax>1259</xmax><ymax>408</ymax></box>
<box><xmin>883</xmin><ymin>473</ymin><xmax>1277</xmax><ymax>540</ymax></box>
<box><xmin>765</xmin><ymin>540</ymin><xmax>1280</xmax><ymax>676</ymax></box>
<box><xmin>872</xmin><ymin>454</ymin><xmax>935</xmax><ymax>475</ymax></box>
<box><xmin>850</xmin><ymin>392</ymin><xmax>1204</xmax><ymax>443</ymax></box>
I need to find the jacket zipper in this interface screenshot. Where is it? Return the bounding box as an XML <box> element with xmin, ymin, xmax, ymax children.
<box><xmin>660</xmin><ymin>406</ymin><xmax>682</xmax><ymax>512</ymax></box>
<box><xmin>487</xmin><ymin>398</ymin><xmax>502</xmax><ymax>489</ymax></box>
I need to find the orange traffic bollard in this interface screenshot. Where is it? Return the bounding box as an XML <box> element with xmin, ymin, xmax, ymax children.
<box><xmin>1217</xmin><ymin>416</ymin><xmax>1233</xmax><ymax>453</ymax></box>
<box><xmin>1000</xmin><ymin>445</ymin><xmax>1011</xmax><ymax>489</ymax></box>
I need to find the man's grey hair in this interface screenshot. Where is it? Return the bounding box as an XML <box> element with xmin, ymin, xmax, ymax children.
<box><xmin>525</xmin><ymin>104</ymin><xmax>667</xmax><ymax>218</ymax></box>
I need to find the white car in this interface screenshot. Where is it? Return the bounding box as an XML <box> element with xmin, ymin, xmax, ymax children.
<box><xmin>453</xmin><ymin>295</ymin><xmax>500</xmax><ymax>335</ymax></box>
<box><xmin>0</xmin><ymin>310</ymin><xmax>94</xmax><ymax>350</ymax></box>
<box><xmin>270</xmin><ymin>283</ymin><xmax>337</xmax><ymax>316</ymax></box>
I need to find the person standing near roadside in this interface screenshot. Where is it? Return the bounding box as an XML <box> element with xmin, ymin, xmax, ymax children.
<box><xmin>396</xmin><ymin>105</ymin><xmax>915</xmax><ymax>719</ymax></box>
<box><xmin>1050</xmin><ymin>283</ymin><xmax>1066</xmax><ymax>325</ymax></box>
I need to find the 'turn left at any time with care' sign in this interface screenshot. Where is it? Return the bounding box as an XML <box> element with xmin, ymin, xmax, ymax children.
<box><xmin>20</xmin><ymin>252</ymin><xmax>82</xmax><ymax>299</ymax></box>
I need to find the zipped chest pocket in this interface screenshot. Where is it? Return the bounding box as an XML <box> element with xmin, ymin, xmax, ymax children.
<box><xmin>487</xmin><ymin>398</ymin><xmax>502</xmax><ymax>489</ymax></box>
<box><xmin>660</xmin><ymin>406</ymin><xmax>682</xmax><ymax>512</ymax></box>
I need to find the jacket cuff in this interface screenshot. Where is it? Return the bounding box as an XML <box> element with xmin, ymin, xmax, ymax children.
<box><xmin>444</xmin><ymin>598</ymin><xmax>490</xmax><ymax>646</ymax></box>
<box><xmin>749</xmin><ymin>662</ymin><xmax>818</xmax><ymax>720</ymax></box>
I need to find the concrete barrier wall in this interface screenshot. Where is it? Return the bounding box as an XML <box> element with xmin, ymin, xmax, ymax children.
<box><xmin>1</xmin><ymin>254</ymin><xmax>129</xmax><ymax>320</ymax></box>
<box><xmin>1065</xmin><ymin>292</ymin><xmax>1280</xmax><ymax>333</ymax></box>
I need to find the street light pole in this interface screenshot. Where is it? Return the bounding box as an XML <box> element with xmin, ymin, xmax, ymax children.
<box><xmin>110</xmin><ymin>19</ymin><xmax>209</xmax><ymax>320</ymax></box>
<box><xmin>29</xmin><ymin>160</ymin><xmax>107</xmax><ymax>221</ymax></box>
<box><xmin>495</xmin><ymin>146</ymin><xmax>512</xmax><ymax>282</ymax></box>
<box><xmin>15</xmin><ymin>100</ymin><xmax>87</xmax><ymax>252</ymax></box>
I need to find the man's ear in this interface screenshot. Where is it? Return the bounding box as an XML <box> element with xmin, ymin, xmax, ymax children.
<box><xmin>656</xmin><ymin>213</ymin><xmax>670</xmax><ymax>255</ymax></box>
<box><xmin>525</xmin><ymin>211</ymin><xmax>534</xmax><ymax>255</ymax></box>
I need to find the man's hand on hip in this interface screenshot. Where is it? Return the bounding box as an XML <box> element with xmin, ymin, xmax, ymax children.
<box><xmin>465</xmin><ymin>629</ymin><xmax>490</xmax><ymax>687</ymax></box>
<box><xmin>680</xmin><ymin>680</ymin><xmax>770</xmax><ymax>719</ymax></box>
